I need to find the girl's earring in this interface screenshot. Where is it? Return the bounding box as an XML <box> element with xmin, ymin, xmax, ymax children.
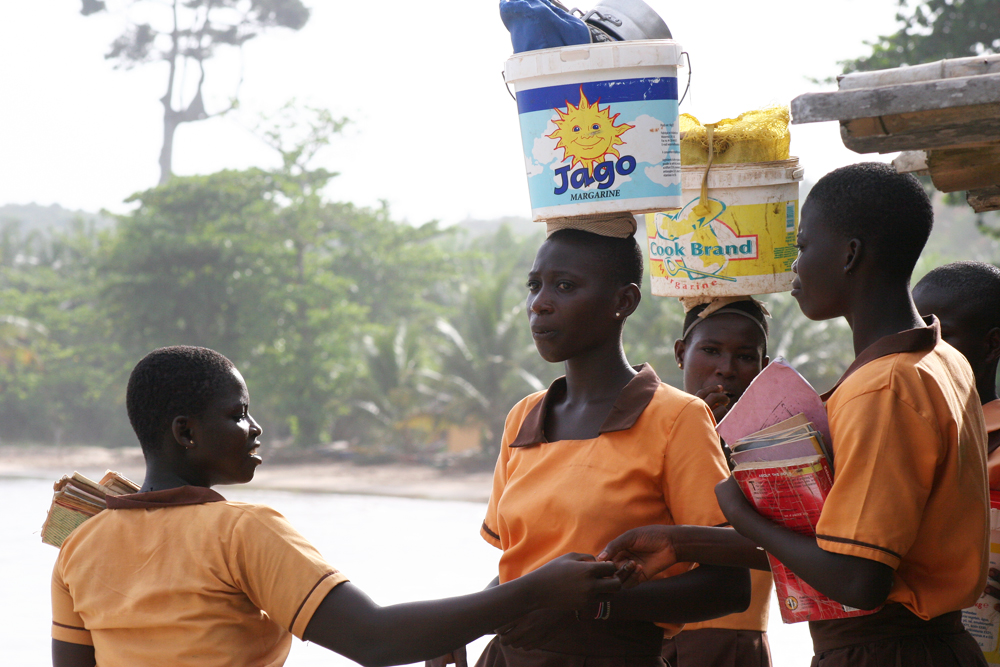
<box><xmin>677</xmin><ymin>362</ymin><xmax>683</xmax><ymax>369</ymax></box>
<box><xmin>615</xmin><ymin>312</ymin><xmax>621</xmax><ymax>318</ymax></box>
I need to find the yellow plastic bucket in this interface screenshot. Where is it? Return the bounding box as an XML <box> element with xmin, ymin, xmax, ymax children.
<box><xmin>646</xmin><ymin>158</ymin><xmax>803</xmax><ymax>297</ymax></box>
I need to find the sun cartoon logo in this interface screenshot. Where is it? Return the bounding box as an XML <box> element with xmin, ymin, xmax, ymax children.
<box><xmin>548</xmin><ymin>87</ymin><xmax>633</xmax><ymax>175</ymax></box>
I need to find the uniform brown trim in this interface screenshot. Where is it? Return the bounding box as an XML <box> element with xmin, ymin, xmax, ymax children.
<box><xmin>815</xmin><ymin>534</ymin><xmax>902</xmax><ymax>560</ymax></box>
<box><xmin>820</xmin><ymin>317</ymin><xmax>940</xmax><ymax>402</ymax></box>
<box><xmin>482</xmin><ymin>522</ymin><xmax>501</xmax><ymax>541</ymax></box>
<box><xmin>509</xmin><ymin>364</ymin><xmax>662</xmax><ymax>448</ymax></box>
<box><xmin>52</xmin><ymin>621</ymin><xmax>88</xmax><ymax>631</ymax></box>
<box><xmin>289</xmin><ymin>570</ymin><xmax>340</xmax><ymax>631</ymax></box>
<box><xmin>106</xmin><ymin>486</ymin><xmax>226</xmax><ymax>509</ymax></box>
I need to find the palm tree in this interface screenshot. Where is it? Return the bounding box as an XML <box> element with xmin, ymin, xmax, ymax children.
<box><xmin>434</xmin><ymin>267</ymin><xmax>547</xmax><ymax>458</ymax></box>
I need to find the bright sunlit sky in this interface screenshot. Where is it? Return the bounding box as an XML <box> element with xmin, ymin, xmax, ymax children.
<box><xmin>1</xmin><ymin>0</ymin><xmax>903</xmax><ymax>225</ymax></box>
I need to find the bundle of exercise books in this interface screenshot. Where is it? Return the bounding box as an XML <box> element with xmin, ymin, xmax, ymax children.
<box><xmin>719</xmin><ymin>358</ymin><xmax>879</xmax><ymax>623</ymax></box>
<box><xmin>40</xmin><ymin>470</ymin><xmax>139</xmax><ymax>548</ymax></box>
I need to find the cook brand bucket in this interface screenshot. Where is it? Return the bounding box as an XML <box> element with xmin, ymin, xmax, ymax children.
<box><xmin>504</xmin><ymin>40</ymin><xmax>683</xmax><ymax>223</ymax></box>
<box><xmin>646</xmin><ymin>158</ymin><xmax>804</xmax><ymax>297</ymax></box>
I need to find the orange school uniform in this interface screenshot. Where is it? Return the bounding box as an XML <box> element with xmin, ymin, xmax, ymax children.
<box><xmin>983</xmin><ymin>399</ymin><xmax>1000</xmax><ymax>489</ymax></box>
<box><xmin>808</xmin><ymin>318</ymin><xmax>988</xmax><ymax>664</ymax></box>
<box><xmin>480</xmin><ymin>364</ymin><xmax>731</xmax><ymax>664</ymax></box>
<box><xmin>52</xmin><ymin>486</ymin><xmax>348</xmax><ymax>667</ymax></box>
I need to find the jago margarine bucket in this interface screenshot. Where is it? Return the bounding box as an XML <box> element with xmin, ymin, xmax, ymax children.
<box><xmin>504</xmin><ymin>40</ymin><xmax>683</xmax><ymax>223</ymax></box>
<box><xmin>646</xmin><ymin>158</ymin><xmax>804</xmax><ymax>297</ymax></box>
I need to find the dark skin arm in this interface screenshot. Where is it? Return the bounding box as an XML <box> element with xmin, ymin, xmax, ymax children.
<box><xmin>608</xmin><ymin>563</ymin><xmax>750</xmax><ymax>622</ymax></box>
<box><xmin>303</xmin><ymin>555</ymin><xmax>620</xmax><ymax>667</ymax></box>
<box><xmin>497</xmin><ymin>564</ymin><xmax>750</xmax><ymax>650</ymax></box>
<box><xmin>425</xmin><ymin>577</ymin><xmax>500</xmax><ymax>667</ymax></box>
<box><xmin>52</xmin><ymin>640</ymin><xmax>94</xmax><ymax>667</ymax></box>
<box><xmin>716</xmin><ymin>477</ymin><xmax>894</xmax><ymax>610</ymax></box>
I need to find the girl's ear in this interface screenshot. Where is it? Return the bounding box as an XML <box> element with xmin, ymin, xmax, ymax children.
<box><xmin>761</xmin><ymin>355</ymin><xmax>771</xmax><ymax>370</ymax></box>
<box><xmin>674</xmin><ymin>338</ymin><xmax>686</xmax><ymax>369</ymax></box>
<box><xmin>985</xmin><ymin>327</ymin><xmax>1000</xmax><ymax>365</ymax></box>
<box><xmin>844</xmin><ymin>238</ymin><xmax>863</xmax><ymax>274</ymax></box>
<box><xmin>615</xmin><ymin>283</ymin><xmax>641</xmax><ymax>319</ymax></box>
<box><xmin>171</xmin><ymin>416</ymin><xmax>195</xmax><ymax>449</ymax></box>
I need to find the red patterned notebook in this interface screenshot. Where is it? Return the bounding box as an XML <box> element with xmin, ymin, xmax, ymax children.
<box><xmin>733</xmin><ymin>454</ymin><xmax>880</xmax><ymax>623</ymax></box>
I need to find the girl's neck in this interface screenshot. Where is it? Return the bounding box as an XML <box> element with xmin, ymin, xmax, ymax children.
<box><xmin>847</xmin><ymin>282</ymin><xmax>924</xmax><ymax>356</ymax></box>
<box><xmin>562</xmin><ymin>336</ymin><xmax>637</xmax><ymax>405</ymax></box>
<box><xmin>139</xmin><ymin>461</ymin><xmax>205</xmax><ymax>493</ymax></box>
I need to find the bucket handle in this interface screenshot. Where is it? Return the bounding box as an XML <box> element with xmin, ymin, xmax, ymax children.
<box><xmin>502</xmin><ymin>70</ymin><xmax>516</xmax><ymax>102</ymax></box>
<box><xmin>679</xmin><ymin>51</ymin><xmax>692</xmax><ymax>106</ymax></box>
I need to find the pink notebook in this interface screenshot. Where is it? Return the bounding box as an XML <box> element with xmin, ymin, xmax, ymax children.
<box><xmin>717</xmin><ymin>358</ymin><xmax>832</xmax><ymax>457</ymax></box>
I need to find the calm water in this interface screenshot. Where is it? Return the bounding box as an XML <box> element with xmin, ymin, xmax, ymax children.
<box><xmin>5</xmin><ymin>477</ymin><xmax>813</xmax><ymax>666</ymax></box>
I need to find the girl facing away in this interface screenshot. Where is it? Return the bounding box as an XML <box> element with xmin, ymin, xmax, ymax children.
<box><xmin>600</xmin><ymin>163</ymin><xmax>990</xmax><ymax>667</ymax></box>
<box><xmin>668</xmin><ymin>298</ymin><xmax>773</xmax><ymax>667</ymax></box>
<box><xmin>431</xmin><ymin>228</ymin><xmax>751</xmax><ymax>667</ymax></box>
<box><xmin>51</xmin><ymin>346</ymin><xmax>623</xmax><ymax>667</ymax></box>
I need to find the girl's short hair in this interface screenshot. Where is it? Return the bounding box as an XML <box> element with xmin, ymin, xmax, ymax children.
<box><xmin>126</xmin><ymin>346</ymin><xmax>236</xmax><ymax>453</ymax></box>
<box><xmin>546</xmin><ymin>228</ymin><xmax>644</xmax><ymax>288</ymax></box>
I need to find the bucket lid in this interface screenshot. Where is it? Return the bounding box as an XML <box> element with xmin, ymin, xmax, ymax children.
<box><xmin>585</xmin><ymin>0</ymin><xmax>672</xmax><ymax>41</ymax></box>
<box><xmin>504</xmin><ymin>39</ymin><xmax>683</xmax><ymax>84</ymax></box>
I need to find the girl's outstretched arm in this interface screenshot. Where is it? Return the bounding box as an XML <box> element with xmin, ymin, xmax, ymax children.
<box><xmin>303</xmin><ymin>553</ymin><xmax>620</xmax><ymax>667</ymax></box>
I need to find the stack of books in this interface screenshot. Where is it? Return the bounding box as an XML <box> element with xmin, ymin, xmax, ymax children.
<box><xmin>41</xmin><ymin>470</ymin><xmax>139</xmax><ymax>548</ymax></box>
<box><xmin>717</xmin><ymin>358</ymin><xmax>879</xmax><ymax>623</ymax></box>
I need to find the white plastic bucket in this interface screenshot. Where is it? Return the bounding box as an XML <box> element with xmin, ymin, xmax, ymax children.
<box><xmin>645</xmin><ymin>158</ymin><xmax>804</xmax><ymax>297</ymax></box>
<box><xmin>504</xmin><ymin>40</ymin><xmax>683</xmax><ymax>223</ymax></box>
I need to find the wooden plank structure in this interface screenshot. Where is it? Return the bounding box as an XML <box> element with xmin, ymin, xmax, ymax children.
<box><xmin>790</xmin><ymin>54</ymin><xmax>1000</xmax><ymax>212</ymax></box>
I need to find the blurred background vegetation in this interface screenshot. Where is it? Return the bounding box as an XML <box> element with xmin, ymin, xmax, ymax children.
<box><xmin>1</xmin><ymin>0</ymin><xmax>998</xmax><ymax>466</ymax></box>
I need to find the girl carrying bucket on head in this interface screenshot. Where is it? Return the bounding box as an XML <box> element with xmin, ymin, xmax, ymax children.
<box><xmin>667</xmin><ymin>297</ymin><xmax>774</xmax><ymax>667</ymax></box>
<box><xmin>430</xmin><ymin>225</ymin><xmax>751</xmax><ymax>667</ymax></box>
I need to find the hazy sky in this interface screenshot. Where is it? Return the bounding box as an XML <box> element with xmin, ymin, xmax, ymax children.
<box><xmin>1</xmin><ymin>0</ymin><xmax>902</xmax><ymax>226</ymax></box>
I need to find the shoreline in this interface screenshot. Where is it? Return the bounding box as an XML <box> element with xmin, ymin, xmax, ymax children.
<box><xmin>0</xmin><ymin>444</ymin><xmax>493</xmax><ymax>504</ymax></box>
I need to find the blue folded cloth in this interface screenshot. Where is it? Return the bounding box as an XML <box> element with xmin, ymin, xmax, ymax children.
<box><xmin>500</xmin><ymin>0</ymin><xmax>592</xmax><ymax>53</ymax></box>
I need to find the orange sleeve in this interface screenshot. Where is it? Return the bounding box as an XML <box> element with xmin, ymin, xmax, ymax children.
<box><xmin>51</xmin><ymin>558</ymin><xmax>93</xmax><ymax>646</ymax></box>
<box><xmin>228</xmin><ymin>506</ymin><xmax>349</xmax><ymax>639</ymax></box>
<box><xmin>663</xmin><ymin>397</ymin><xmax>731</xmax><ymax>527</ymax></box>
<box><xmin>482</xmin><ymin>402</ymin><xmax>527</xmax><ymax>549</ymax></box>
<box><xmin>815</xmin><ymin>388</ymin><xmax>940</xmax><ymax>569</ymax></box>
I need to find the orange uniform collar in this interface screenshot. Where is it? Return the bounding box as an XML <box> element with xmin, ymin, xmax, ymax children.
<box><xmin>509</xmin><ymin>363</ymin><xmax>661</xmax><ymax>447</ymax></box>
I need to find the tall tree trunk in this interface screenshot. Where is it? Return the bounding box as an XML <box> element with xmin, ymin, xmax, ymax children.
<box><xmin>158</xmin><ymin>0</ymin><xmax>180</xmax><ymax>186</ymax></box>
<box><xmin>159</xmin><ymin>105</ymin><xmax>179</xmax><ymax>185</ymax></box>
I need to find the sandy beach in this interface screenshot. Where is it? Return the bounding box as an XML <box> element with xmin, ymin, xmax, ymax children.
<box><xmin>0</xmin><ymin>444</ymin><xmax>494</xmax><ymax>503</ymax></box>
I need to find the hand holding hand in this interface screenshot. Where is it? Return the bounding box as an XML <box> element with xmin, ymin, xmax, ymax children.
<box><xmin>596</xmin><ymin>525</ymin><xmax>679</xmax><ymax>587</ymax></box>
<box><xmin>695</xmin><ymin>385</ymin><xmax>731</xmax><ymax>422</ymax></box>
<box><xmin>522</xmin><ymin>553</ymin><xmax>621</xmax><ymax>610</ymax></box>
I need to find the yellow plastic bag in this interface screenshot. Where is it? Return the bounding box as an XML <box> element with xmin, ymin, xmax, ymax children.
<box><xmin>680</xmin><ymin>106</ymin><xmax>790</xmax><ymax>165</ymax></box>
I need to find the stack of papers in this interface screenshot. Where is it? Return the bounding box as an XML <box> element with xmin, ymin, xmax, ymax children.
<box><xmin>41</xmin><ymin>470</ymin><xmax>139</xmax><ymax>547</ymax></box>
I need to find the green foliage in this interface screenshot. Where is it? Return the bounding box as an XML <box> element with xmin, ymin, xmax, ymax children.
<box><xmin>432</xmin><ymin>226</ymin><xmax>551</xmax><ymax>455</ymax></box>
<box><xmin>842</xmin><ymin>0</ymin><xmax>1000</xmax><ymax>73</ymax></box>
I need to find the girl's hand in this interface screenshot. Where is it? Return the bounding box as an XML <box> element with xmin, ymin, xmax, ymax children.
<box><xmin>521</xmin><ymin>553</ymin><xmax>621</xmax><ymax>610</ymax></box>
<box><xmin>597</xmin><ymin>525</ymin><xmax>679</xmax><ymax>587</ymax></box>
<box><xmin>695</xmin><ymin>384</ymin><xmax>730</xmax><ymax>422</ymax></box>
